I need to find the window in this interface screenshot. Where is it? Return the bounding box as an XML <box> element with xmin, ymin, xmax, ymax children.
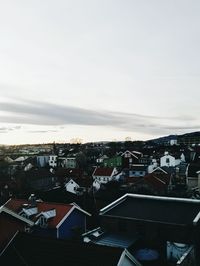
<box><xmin>40</xmin><ymin>216</ymin><xmax>48</xmax><ymax>228</ymax></box>
<box><xmin>166</xmin><ymin>158</ymin><xmax>170</xmax><ymax>164</ymax></box>
<box><xmin>21</xmin><ymin>213</ymin><xmax>28</xmax><ymax>219</ymax></box>
<box><xmin>24</xmin><ymin>226</ymin><xmax>31</xmax><ymax>233</ymax></box>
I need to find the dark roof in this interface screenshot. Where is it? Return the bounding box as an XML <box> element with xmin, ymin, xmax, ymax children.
<box><xmin>93</xmin><ymin>167</ymin><xmax>114</xmax><ymax>176</ymax></box>
<box><xmin>16</xmin><ymin>168</ymin><xmax>54</xmax><ymax>180</ymax></box>
<box><xmin>56</xmin><ymin>168</ymin><xmax>83</xmax><ymax>177</ymax></box>
<box><xmin>100</xmin><ymin>194</ymin><xmax>200</xmax><ymax>226</ymax></box>
<box><xmin>0</xmin><ymin>232</ymin><xmax>124</xmax><ymax>266</ymax></box>
<box><xmin>188</xmin><ymin>164</ymin><xmax>200</xmax><ymax>177</ymax></box>
<box><xmin>161</xmin><ymin>166</ymin><xmax>176</xmax><ymax>175</ymax></box>
<box><xmin>143</xmin><ymin>173</ymin><xmax>170</xmax><ymax>191</ymax></box>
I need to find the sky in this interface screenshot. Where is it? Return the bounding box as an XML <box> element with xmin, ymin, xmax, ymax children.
<box><xmin>0</xmin><ymin>0</ymin><xmax>200</xmax><ymax>144</ymax></box>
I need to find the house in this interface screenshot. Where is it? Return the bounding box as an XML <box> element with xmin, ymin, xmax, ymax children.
<box><xmin>148</xmin><ymin>158</ymin><xmax>158</xmax><ymax>173</ymax></box>
<box><xmin>49</xmin><ymin>155</ymin><xmax>57</xmax><ymax>168</ymax></box>
<box><xmin>92</xmin><ymin>179</ymin><xmax>101</xmax><ymax>192</ymax></box>
<box><xmin>0</xmin><ymin>205</ymin><xmax>34</xmax><ymax>252</ymax></box>
<box><xmin>129</xmin><ymin>165</ymin><xmax>147</xmax><ymax>178</ymax></box>
<box><xmin>4</xmin><ymin>196</ymin><xmax>91</xmax><ymax>240</ymax></box>
<box><xmin>16</xmin><ymin>168</ymin><xmax>57</xmax><ymax>190</ymax></box>
<box><xmin>65</xmin><ymin>179</ymin><xmax>80</xmax><ymax>195</ymax></box>
<box><xmin>92</xmin><ymin>167</ymin><xmax>119</xmax><ymax>184</ymax></box>
<box><xmin>56</xmin><ymin>168</ymin><xmax>83</xmax><ymax>183</ymax></box>
<box><xmin>160</xmin><ymin>151</ymin><xmax>179</xmax><ymax>167</ymax></box>
<box><xmin>99</xmin><ymin>193</ymin><xmax>200</xmax><ymax>265</ymax></box>
<box><xmin>58</xmin><ymin>157</ymin><xmax>77</xmax><ymax>168</ymax></box>
<box><xmin>186</xmin><ymin>163</ymin><xmax>200</xmax><ymax>189</ymax></box>
<box><xmin>103</xmin><ymin>156</ymin><xmax>122</xmax><ymax>168</ymax></box>
<box><xmin>139</xmin><ymin>172</ymin><xmax>171</xmax><ymax>195</ymax></box>
<box><xmin>0</xmin><ymin>232</ymin><xmax>141</xmax><ymax>266</ymax></box>
<box><xmin>96</xmin><ymin>155</ymin><xmax>108</xmax><ymax>164</ymax></box>
<box><xmin>121</xmin><ymin>151</ymin><xmax>140</xmax><ymax>168</ymax></box>
<box><xmin>36</xmin><ymin>155</ymin><xmax>50</xmax><ymax>168</ymax></box>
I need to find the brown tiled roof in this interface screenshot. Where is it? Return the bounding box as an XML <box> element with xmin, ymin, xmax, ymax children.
<box><xmin>93</xmin><ymin>167</ymin><xmax>114</xmax><ymax>177</ymax></box>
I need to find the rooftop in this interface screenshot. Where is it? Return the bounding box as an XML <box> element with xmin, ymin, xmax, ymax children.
<box><xmin>100</xmin><ymin>194</ymin><xmax>200</xmax><ymax>226</ymax></box>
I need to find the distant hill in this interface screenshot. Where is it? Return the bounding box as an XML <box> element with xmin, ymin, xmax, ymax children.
<box><xmin>148</xmin><ymin>131</ymin><xmax>200</xmax><ymax>145</ymax></box>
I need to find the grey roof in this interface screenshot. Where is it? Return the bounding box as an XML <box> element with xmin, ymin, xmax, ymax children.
<box><xmin>94</xmin><ymin>233</ymin><xmax>137</xmax><ymax>249</ymax></box>
<box><xmin>83</xmin><ymin>228</ymin><xmax>138</xmax><ymax>249</ymax></box>
<box><xmin>100</xmin><ymin>194</ymin><xmax>200</xmax><ymax>226</ymax></box>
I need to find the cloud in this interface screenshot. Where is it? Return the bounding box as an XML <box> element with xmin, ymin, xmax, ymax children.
<box><xmin>0</xmin><ymin>99</ymin><xmax>199</xmax><ymax>136</ymax></box>
<box><xmin>0</xmin><ymin>125</ymin><xmax>21</xmax><ymax>133</ymax></box>
<box><xmin>27</xmin><ymin>130</ymin><xmax>58</xmax><ymax>133</ymax></box>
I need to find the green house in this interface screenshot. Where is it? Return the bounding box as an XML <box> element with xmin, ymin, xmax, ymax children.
<box><xmin>103</xmin><ymin>156</ymin><xmax>122</xmax><ymax>168</ymax></box>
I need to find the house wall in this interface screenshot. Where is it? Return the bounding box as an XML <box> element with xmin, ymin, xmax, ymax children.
<box><xmin>93</xmin><ymin>176</ymin><xmax>112</xmax><ymax>184</ymax></box>
<box><xmin>49</xmin><ymin>155</ymin><xmax>57</xmax><ymax>167</ymax></box>
<box><xmin>65</xmin><ymin>158</ymin><xmax>76</xmax><ymax>168</ymax></box>
<box><xmin>122</xmin><ymin>157</ymin><xmax>139</xmax><ymax>168</ymax></box>
<box><xmin>187</xmin><ymin>177</ymin><xmax>198</xmax><ymax>189</ymax></box>
<box><xmin>65</xmin><ymin>180</ymin><xmax>79</xmax><ymax>194</ymax></box>
<box><xmin>37</xmin><ymin>156</ymin><xmax>50</xmax><ymax>168</ymax></box>
<box><xmin>58</xmin><ymin>209</ymin><xmax>86</xmax><ymax>239</ymax></box>
<box><xmin>129</xmin><ymin>170</ymin><xmax>146</xmax><ymax>177</ymax></box>
<box><xmin>100</xmin><ymin>216</ymin><xmax>197</xmax><ymax>244</ymax></box>
<box><xmin>160</xmin><ymin>155</ymin><xmax>176</xmax><ymax>167</ymax></box>
<box><xmin>32</xmin><ymin>227</ymin><xmax>57</xmax><ymax>238</ymax></box>
<box><xmin>103</xmin><ymin>156</ymin><xmax>122</xmax><ymax>168</ymax></box>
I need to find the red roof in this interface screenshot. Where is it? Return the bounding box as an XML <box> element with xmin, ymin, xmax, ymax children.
<box><xmin>93</xmin><ymin>167</ymin><xmax>114</xmax><ymax>177</ymax></box>
<box><xmin>144</xmin><ymin>173</ymin><xmax>170</xmax><ymax>191</ymax></box>
<box><xmin>4</xmin><ymin>199</ymin><xmax>73</xmax><ymax>228</ymax></box>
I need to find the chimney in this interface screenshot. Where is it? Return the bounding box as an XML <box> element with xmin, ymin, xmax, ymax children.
<box><xmin>28</xmin><ymin>194</ymin><xmax>37</xmax><ymax>207</ymax></box>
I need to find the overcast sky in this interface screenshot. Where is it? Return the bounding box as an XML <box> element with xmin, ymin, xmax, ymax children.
<box><xmin>0</xmin><ymin>0</ymin><xmax>200</xmax><ymax>144</ymax></box>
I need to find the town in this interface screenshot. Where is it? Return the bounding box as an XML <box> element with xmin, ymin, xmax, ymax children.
<box><xmin>0</xmin><ymin>131</ymin><xmax>200</xmax><ymax>265</ymax></box>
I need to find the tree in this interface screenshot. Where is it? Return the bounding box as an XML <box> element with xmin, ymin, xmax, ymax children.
<box><xmin>75</xmin><ymin>152</ymin><xmax>87</xmax><ymax>170</ymax></box>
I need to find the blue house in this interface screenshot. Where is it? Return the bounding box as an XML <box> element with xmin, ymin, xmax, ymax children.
<box><xmin>4</xmin><ymin>197</ymin><xmax>91</xmax><ymax>240</ymax></box>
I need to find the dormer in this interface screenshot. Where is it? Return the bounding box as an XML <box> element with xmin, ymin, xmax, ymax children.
<box><xmin>35</xmin><ymin>209</ymin><xmax>56</xmax><ymax>228</ymax></box>
<box><xmin>19</xmin><ymin>205</ymin><xmax>38</xmax><ymax>219</ymax></box>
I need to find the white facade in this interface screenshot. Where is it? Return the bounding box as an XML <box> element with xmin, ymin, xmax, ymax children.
<box><xmin>92</xmin><ymin>180</ymin><xmax>101</xmax><ymax>191</ymax></box>
<box><xmin>170</xmin><ymin>139</ymin><xmax>178</xmax><ymax>146</ymax></box>
<box><xmin>148</xmin><ymin>159</ymin><xmax>158</xmax><ymax>173</ymax></box>
<box><xmin>96</xmin><ymin>155</ymin><xmax>108</xmax><ymax>164</ymax></box>
<box><xmin>160</xmin><ymin>152</ymin><xmax>176</xmax><ymax>167</ymax></box>
<box><xmin>93</xmin><ymin>168</ymin><xmax>118</xmax><ymax>184</ymax></box>
<box><xmin>65</xmin><ymin>179</ymin><xmax>80</xmax><ymax>194</ymax></box>
<box><xmin>49</xmin><ymin>155</ymin><xmax>57</xmax><ymax>167</ymax></box>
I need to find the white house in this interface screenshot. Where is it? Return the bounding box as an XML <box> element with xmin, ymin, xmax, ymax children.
<box><xmin>92</xmin><ymin>167</ymin><xmax>118</xmax><ymax>184</ymax></box>
<box><xmin>65</xmin><ymin>179</ymin><xmax>80</xmax><ymax>194</ymax></box>
<box><xmin>148</xmin><ymin>159</ymin><xmax>158</xmax><ymax>173</ymax></box>
<box><xmin>96</xmin><ymin>155</ymin><xmax>108</xmax><ymax>164</ymax></box>
<box><xmin>92</xmin><ymin>179</ymin><xmax>101</xmax><ymax>191</ymax></box>
<box><xmin>160</xmin><ymin>152</ymin><xmax>176</xmax><ymax>167</ymax></box>
<box><xmin>49</xmin><ymin>155</ymin><xmax>57</xmax><ymax>168</ymax></box>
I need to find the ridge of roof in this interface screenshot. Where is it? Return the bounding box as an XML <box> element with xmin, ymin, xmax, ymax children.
<box><xmin>100</xmin><ymin>193</ymin><xmax>200</xmax><ymax>215</ymax></box>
